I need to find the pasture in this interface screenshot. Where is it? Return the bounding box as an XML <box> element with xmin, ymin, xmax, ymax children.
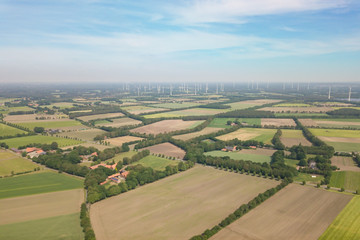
<box><xmin>319</xmin><ymin>196</ymin><xmax>360</xmax><ymax>240</ymax></box>
<box><xmin>309</xmin><ymin>128</ymin><xmax>360</xmax><ymax>138</ymax></box>
<box><xmin>144</xmin><ymin>108</ymin><xmax>227</xmax><ymax>118</ymax></box>
<box><xmin>260</xmin><ymin>118</ymin><xmax>296</xmax><ymax>127</ymax></box>
<box><xmin>331</xmin><ymin>156</ymin><xmax>360</xmax><ymax>172</ymax></box>
<box><xmin>77</xmin><ymin>112</ymin><xmax>124</xmax><ymax>122</ymax></box>
<box><xmin>329</xmin><ymin>171</ymin><xmax>360</xmax><ymax>191</ymax></box>
<box><xmin>141</xmin><ymin>142</ymin><xmax>186</xmax><ymax>159</ymax></box>
<box><xmin>0</xmin><ymin>123</ymin><xmax>27</xmax><ymax>137</ymax></box>
<box><xmin>95</xmin><ymin>117</ymin><xmax>142</xmax><ymax>128</ymax></box>
<box><xmin>280</xmin><ymin>129</ymin><xmax>312</xmax><ymax>147</ymax></box>
<box><xmin>130</xmin><ymin>119</ymin><xmax>204</xmax><ymax>135</ymax></box>
<box><xmin>3</xmin><ymin>135</ymin><xmax>83</xmax><ymax>148</ymax></box>
<box><xmin>208</xmin><ymin>118</ymin><xmax>260</xmax><ymax>128</ymax></box>
<box><xmin>293</xmin><ymin>173</ymin><xmax>324</xmax><ymax>184</ymax></box>
<box><xmin>4</xmin><ymin>114</ymin><xmax>69</xmax><ymax>123</ymax></box>
<box><xmin>107</xmin><ymin>136</ymin><xmax>143</xmax><ymax>146</ymax></box>
<box><xmin>134</xmin><ymin>155</ymin><xmax>180</xmax><ymax>170</ymax></box>
<box><xmin>58</xmin><ymin>128</ymin><xmax>106</xmax><ymax>141</ymax></box>
<box><xmin>0</xmin><ymin>171</ymin><xmax>83</xmax><ymax>199</ymax></box>
<box><xmin>326</xmin><ymin>142</ymin><xmax>360</xmax><ymax>152</ymax></box>
<box><xmin>212</xmin><ymin>184</ymin><xmax>352</xmax><ymax>240</ymax></box>
<box><xmin>260</xmin><ymin>106</ymin><xmax>333</xmax><ymax>113</ymax></box>
<box><xmin>122</xmin><ymin>105</ymin><xmax>168</xmax><ymax>115</ymax></box>
<box><xmin>274</xmin><ymin>112</ymin><xmax>328</xmax><ymax>118</ymax></box>
<box><xmin>106</xmin><ymin>151</ymin><xmax>137</xmax><ymax>164</ymax></box>
<box><xmin>0</xmin><ymin>150</ymin><xmax>40</xmax><ymax>176</ymax></box>
<box><xmin>90</xmin><ymin>166</ymin><xmax>277</xmax><ymax>240</ymax></box>
<box><xmin>173</xmin><ymin>127</ymin><xmax>220</xmax><ymax>141</ymax></box>
<box><xmin>18</xmin><ymin>120</ymin><xmax>84</xmax><ymax>130</ymax></box>
<box><xmin>216</xmin><ymin>128</ymin><xmax>276</xmax><ymax>144</ymax></box>
<box><xmin>204</xmin><ymin>150</ymin><xmax>271</xmax><ymax>163</ymax></box>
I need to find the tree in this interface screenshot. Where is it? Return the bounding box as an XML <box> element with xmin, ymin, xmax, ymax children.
<box><xmin>50</xmin><ymin>142</ymin><xmax>58</xmax><ymax>150</ymax></box>
<box><xmin>226</xmin><ymin>120</ymin><xmax>232</xmax><ymax>125</ymax></box>
<box><xmin>34</xmin><ymin>127</ymin><xmax>45</xmax><ymax>133</ymax></box>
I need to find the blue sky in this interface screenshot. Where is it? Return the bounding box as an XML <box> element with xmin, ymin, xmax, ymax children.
<box><xmin>1</xmin><ymin>0</ymin><xmax>359</xmax><ymax>83</ymax></box>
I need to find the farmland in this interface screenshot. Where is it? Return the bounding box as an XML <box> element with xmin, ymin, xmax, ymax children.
<box><xmin>151</xmin><ymin>102</ymin><xmax>200</xmax><ymax>109</ymax></box>
<box><xmin>0</xmin><ymin>150</ymin><xmax>40</xmax><ymax>176</ymax></box>
<box><xmin>17</xmin><ymin>120</ymin><xmax>84</xmax><ymax>130</ymax></box>
<box><xmin>280</xmin><ymin>129</ymin><xmax>312</xmax><ymax>147</ymax></box>
<box><xmin>216</xmin><ymin>128</ymin><xmax>276</xmax><ymax>144</ymax></box>
<box><xmin>4</xmin><ymin>114</ymin><xmax>69</xmax><ymax>123</ymax></box>
<box><xmin>329</xmin><ymin>171</ymin><xmax>360</xmax><ymax>191</ymax></box>
<box><xmin>3</xmin><ymin>135</ymin><xmax>83</xmax><ymax>148</ymax></box>
<box><xmin>90</xmin><ymin>166</ymin><xmax>277</xmax><ymax>240</ymax></box>
<box><xmin>331</xmin><ymin>156</ymin><xmax>360</xmax><ymax>172</ymax></box>
<box><xmin>260</xmin><ymin>106</ymin><xmax>333</xmax><ymax>113</ymax></box>
<box><xmin>77</xmin><ymin>112</ymin><xmax>124</xmax><ymax>122</ymax></box>
<box><xmin>94</xmin><ymin>117</ymin><xmax>142</xmax><ymax>128</ymax></box>
<box><xmin>205</xmin><ymin>150</ymin><xmax>271</xmax><ymax>163</ymax></box>
<box><xmin>133</xmin><ymin>155</ymin><xmax>180</xmax><ymax>170</ymax></box>
<box><xmin>0</xmin><ymin>171</ymin><xmax>83</xmax><ymax>199</ymax></box>
<box><xmin>122</xmin><ymin>105</ymin><xmax>168</xmax><ymax>114</ymax></box>
<box><xmin>107</xmin><ymin>136</ymin><xmax>143</xmax><ymax>146</ymax></box>
<box><xmin>226</xmin><ymin>99</ymin><xmax>281</xmax><ymax>110</ymax></box>
<box><xmin>173</xmin><ymin>127</ymin><xmax>220</xmax><ymax>141</ymax></box>
<box><xmin>130</xmin><ymin>119</ymin><xmax>204</xmax><ymax>135</ymax></box>
<box><xmin>143</xmin><ymin>108</ymin><xmax>227</xmax><ymax>118</ymax></box>
<box><xmin>106</xmin><ymin>151</ymin><xmax>137</xmax><ymax>163</ymax></box>
<box><xmin>0</xmin><ymin>123</ymin><xmax>27</xmax><ymax>137</ymax></box>
<box><xmin>141</xmin><ymin>142</ymin><xmax>186</xmax><ymax>159</ymax></box>
<box><xmin>208</xmin><ymin>118</ymin><xmax>260</xmax><ymax>128</ymax></box>
<box><xmin>260</xmin><ymin>118</ymin><xmax>296</xmax><ymax>127</ymax></box>
<box><xmin>319</xmin><ymin>196</ymin><xmax>360</xmax><ymax>240</ymax></box>
<box><xmin>212</xmin><ymin>184</ymin><xmax>352</xmax><ymax>240</ymax></box>
<box><xmin>58</xmin><ymin>128</ymin><xmax>106</xmax><ymax>141</ymax></box>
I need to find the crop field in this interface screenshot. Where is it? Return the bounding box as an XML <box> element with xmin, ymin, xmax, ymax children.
<box><xmin>0</xmin><ymin>189</ymin><xmax>83</xmax><ymax>225</ymax></box>
<box><xmin>293</xmin><ymin>173</ymin><xmax>324</xmax><ymax>184</ymax></box>
<box><xmin>0</xmin><ymin>150</ymin><xmax>40</xmax><ymax>176</ymax></box>
<box><xmin>122</xmin><ymin>105</ymin><xmax>169</xmax><ymax>115</ymax></box>
<box><xmin>106</xmin><ymin>151</ymin><xmax>137</xmax><ymax>164</ymax></box>
<box><xmin>58</xmin><ymin>128</ymin><xmax>106</xmax><ymax>141</ymax></box>
<box><xmin>260</xmin><ymin>106</ymin><xmax>333</xmax><ymax>113</ymax></box>
<box><xmin>0</xmin><ymin>123</ymin><xmax>27</xmax><ymax>137</ymax></box>
<box><xmin>331</xmin><ymin>156</ymin><xmax>360</xmax><ymax>172</ymax></box>
<box><xmin>208</xmin><ymin>118</ymin><xmax>260</xmax><ymax>128</ymax></box>
<box><xmin>17</xmin><ymin>120</ymin><xmax>83</xmax><ymax>130</ymax></box>
<box><xmin>141</xmin><ymin>142</ymin><xmax>186</xmax><ymax>159</ymax></box>
<box><xmin>0</xmin><ymin>171</ymin><xmax>83</xmax><ymax>199</ymax></box>
<box><xmin>329</xmin><ymin>171</ymin><xmax>360</xmax><ymax>191</ymax></box>
<box><xmin>301</xmin><ymin>118</ymin><xmax>360</xmax><ymax>129</ymax></box>
<box><xmin>280</xmin><ymin>129</ymin><xmax>312</xmax><ymax>147</ymax></box>
<box><xmin>326</xmin><ymin>142</ymin><xmax>360</xmax><ymax>152</ymax></box>
<box><xmin>43</xmin><ymin>102</ymin><xmax>75</xmax><ymax>109</ymax></box>
<box><xmin>274</xmin><ymin>112</ymin><xmax>329</xmax><ymax>117</ymax></box>
<box><xmin>107</xmin><ymin>136</ymin><xmax>143</xmax><ymax>146</ymax></box>
<box><xmin>205</xmin><ymin>150</ymin><xmax>271</xmax><ymax>163</ymax></box>
<box><xmin>63</xmin><ymin>142</ymin><xmax>111</xmax><ymax>151</ymax></box>
<box><xmin>144</xmin><ymin>108</ymin><xmax>227</xmax><ymax>118</ymax></box>
<box><xmin>90</xmin><ymin>166</ymin><xmax>277</xmax><ymax>240</ymax></box>
<box><xmin>130</xmin><ymin>119</ymin><xmax>204</xmax><ymax>135</ymax></box>
<box><xmin>77</xmin><ymin>112</ymin><xmax>124</xmax><ymax>122</ymax></box>
<box><xmin>226</xmin><ymin>99</ymin><xmax>281</xmax><ymax>110</ymax></box>
<box><xmin>261</xmin><ymin>118</ymin><xmax>296</xmax><ymax>127</ymax></box>
<box><xmin>8</xmin><ymin>106</ymin><xmax>35</xmax><ymax>112</ymax></box>
<box><xmin>3</xmin><ymin>135</ymin><xmax>83</xmax><ymax>148</ymax></box>
<box><xmin>216</xmin><ymin>128</ymin><xmax>276</xmax><ymax>144</ymax></box>
<box><xmin>151</xmin><ymin>102</ymin><xmax>200</xmax><ymax>109</ymax></box>
<box><xmin>173</xmin><ymin>127</ymin><xmax>220</xmax><ymax>141</ymax></box>
<box><xmin>4</xmin><ymin>114</ymin><xmax>69</xmax><ymax>123</ymax></box>
<box><xmin>133</xmin><ymin>155</ymin><xmax>180</xmax><ymax>170</ymax></box>
<box><xmin>319</xmin><ymin>196</ymin><xmax>360</xmax><ymax>240</ymax></box>
<box><xmin>95</xmin><ymin>117</ymin><xmax>142</xmax><ymax>128</ymax></box>
<box><xmin>212</xmin><ymin>184</ymin><xmax>352</xmax><ymax>240</ymax></box>
<box><xmin>273</xmin><ymin>103</ymin><xmax>312</xmax><ymax>107</ymax></box>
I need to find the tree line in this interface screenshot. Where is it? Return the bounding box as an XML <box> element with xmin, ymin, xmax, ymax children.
<box><xmin>80</xmin><ymin>203</ymin><xmax>96</xmax><ymax>240</ymax></box>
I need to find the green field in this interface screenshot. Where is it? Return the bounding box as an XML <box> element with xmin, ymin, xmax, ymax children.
<box><xmin>326</xmin><ymin>142</ymin><xmax>360</xmax><ymax>152</ymax></box>
<box><xmin>105</xmin><ymin>151</ymin><xmax>137</xmax><ymax>164</ymax></box>
<box><xmin>309</xmin><ymin>128</ymin><xmax>360</xmax><ymax>138</ymax></box>
<box><xmin>284</xmin><ymin>158</ymin><xmax>299</xmax><ymax>168</ymax></box>
<box><xmin>205</xmin><ymin>151</ymin><xmax>271</xmax><ymax>163</ymax></box>
<box><xmin>0</xmin><ymin>172</ymin><xmax>83</xmax><ymax>199</ymax></box>
<box><xmin>8</xmin><ymin>106</ymin><xmax>35</xmax><ymax>112</ymax></box>
<box><xmin>0</xmin><ymin>123</ymin><xmax>27</xmax><ymax>137</ymax></box>
<box><xmin>208</xmin><ymin>118</ymin><xmax>260</xmax><ymax>128</ymax></box>
<box><xmin>318</xmin><ymin>118</ymin><xmax>360</xmax><ymax>123</ymax></box>
<box><xmin>0</xmin><ymin>151</ymin><xmax>40</xmax><ymax>176</ymax></box>
<box><xmin>0</xmin><ymin>213</ymin><xmax>84</xmax><ymax>240</ymax></box>
<box><xmin>281</xmin><ymin>129</ymin><xmax>304</xmax><ymax>138</ymax></box>
<box><xmin>225</xmin><ymin>102</ymin><xmax>256</xmax><ymax>110</ymax></box>
<box><xmin>3</xmin><ymin>135</ymin><xmax>83</xmax><ymax>148</ymax></box>
<box><xmin>151</xmin><ymin>102</ymin><xmax>200</xmax><ymax>109</ymax></box>
<box><xmin>274</xmin><ymin>113</ymin><xmax>328</xmax><ymax>117</ymax></box>
<box><xmin>319</xmin><ymin>196</ymin><xmax>360</xmax><ymax>240</ymax></box>
<box><xmin>134</xmin><ymin>155</ymin><xmax>180</xmax><ymax>170</ymax></box>
<box><xmin>293</xmin><ymin>173</ymin><xmax>324</xmax><ymax>184</ymax></box>
<box><xmin>17</xmin><ymin>120</ymin><xmax>83</xmax><ymax>130</ymax></box>
<box><xmin>329</xmin><ymin>171</ymin><xmax>360</xmax><ymax>191</ymax></box>
<box><xmin>144</xmin><ymin>108</ymin><xmax>227</xmax><ymax>118</ymax></box>
<box><xmin>217</xmin><ymin>128</ymin><xmax>276</xmax><ymax>144</ymax></box>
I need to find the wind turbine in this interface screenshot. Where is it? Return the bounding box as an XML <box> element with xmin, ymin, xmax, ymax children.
<box><xmin>348</xmin><ymin>87</ymin><xmax>352</xmax><ymax>102</ymax></box>
<box><xmin>328</xmin><ymin>86</ymin><xmax>331</xmax><ymax>100</ymax></box>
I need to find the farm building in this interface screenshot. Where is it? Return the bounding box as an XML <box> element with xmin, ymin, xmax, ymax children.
<box><xmin>222</xmin><ymin>146</ymin><xmax>237</xmax><ymax>152</ymax></box>
<box><xmin>90</xmin><ymin>163</ymin><xmax>117</xmax><ymax>170</ymax></box>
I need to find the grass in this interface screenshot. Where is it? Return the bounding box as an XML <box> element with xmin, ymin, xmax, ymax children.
<box><xmin>0</xmin><ymin>213</ymin><xmax>84</xmax><ymax>240</ymax></box>
<box><xmin>8</xmin><ymin>106</ymin><xmax>34</xmax><ymax>112</ymax></box>
<box><xmin>319</xmin><ymin>196</ymin><xmax>360</xmax><ymax>240</ymax></box>
<box><xmin>133</xmin><ymin>155</ymin><xmax>180</xmax><ymax>170</ymax></box>
<box><xmin>281</xmin><ymin>129</ymin><xmax>305</xmax><ymax>138</ymax></box>
<box><xmin>205</xmin><ymin>151</ymin><xmax>271</xmax><ymax>163</ymax></box>
<box><xmin>188</xmin><ymin>120</ymin><xmax>205</xmax><ymax>129</ymax></box>
<box><xmin>273</xmin><ymin>103</ymin><xmax>312</xmax><ymax>107</ymax></box>
<box><xmin>0</xmin><ymin>123</ymin><xmax>27</xmax><ymax>137</ymax></box>
<box><xmin>58</xmin><ymin>128</ymin><xmax>106</xmax><ymax>141</ymax></box>
<box><xmin>217</xmin><ymin>128</ymin><xmax>276</xmax><ymax>144</ymax></box>
<box><xmin>0</xmin><ymin>152</ymin><xmax>40</xmax><ymax>176</ymax></box>
<box><xmin>326</xmin><ymin>142</ymin><xmax>360</xmax><ymax>152</ymax></box>
<box><xmin>330</xmin><ymin>171</ymin><xmax>360</xmax><ymax>191</ymax></box>
<box><xmin>208</xmin><ymin>118</ymin><xmax>260</xmax><ymax>128</ymax></box>
<box><xmin>144</xmin><ymin>108</ymin><xmax>227</xmax><ymax>118</ymax></box>
<box><xmin>293</xmin><ymin>173</ymin><xmax>324</xmax><ymax>184</ymax></box>
<box><xmin>3</xmin><ymin>135</ymin><xmax>83</xmax><ymax>148</ymax></box>
<box><xmin>0</xmin><ymin>172</ymin><xmax>83</xmax><ymax>199</ymax></box>
<box><xmin>225</xmin><ymin>102</ymin><xmax>256</xmax><ymax>110</ymax></box>
<box><xmin>309</xmin><ymin>128</ymin><xmax>360</xmax><ymax>138</ymax></box>
<box><xmin>106</xmin><ymin>151</ymin><xmax>137</xmax><ymax>164</ymax></box>
<box><xmin>284</xmin><ymin>158</ymin><xmax>298</xmax><ymax>168</ymax></box>
<box><xmin>17</xmin><ymin>120</ymin><xmax>83</xmax><ymax>130</ymax></box>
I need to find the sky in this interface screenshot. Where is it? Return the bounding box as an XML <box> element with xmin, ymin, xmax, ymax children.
<box><xmin>0</xmin><ymin>0</ymin><xmax>360</xmax><ymax>83</ymax></box>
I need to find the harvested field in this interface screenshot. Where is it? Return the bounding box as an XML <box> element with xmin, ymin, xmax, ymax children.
<box><xmin>130</xmin><ymin>119</ymin><xmax>203</xmax><ymax>135</ymax></box>
<box><xmin>144</xmin><ymin>108</ymin><xmax>227</xmax><ymax>118</ymax></box>
<box><xmin>216</xmin><ymin>128</ymin><xmax>276</xmax><ymax>144</ymax></box>
<box><xmin>0</xmin><ymin>150</ymin><xmax>40</xmax><ymax>176</ymax></box>
<box><xmin>77</xmin><ymin>112</ymin><xmax>124</xmax><ymax>122</ymax></box>
<box><xmin>226</xmin><ymin>99</ymin><xmax>281</xmax><ymax>110</ymax></box>
<box><xmin>151</xmin><ymin>102</ymin><xmax>200</xmax><ymax>109</ymax></box>
<box><xmin>0</xmin><ymin>189</ymin><xmax>83</xmax><ymax>225</ymax></box>
<box><xmin>141</xmin><ymin>142</ymin><xmax>186</xmax><ymax>159</ymax></box>
<box><xmin>62</xmin><ymin>142</ymin><xmax>112</xmax><ymax>151</ymax></box>
<box><xmin>331</xmin><ymin>156</ymin><xmax>360</xmax><ymax>172</ymax></box>
<box><xmin>107</xmin><ymin>136</ymin><xmax>143</xmax><ymax>146</ymax></box>
<box><xmin>212</xmin><ymin>184</ymin><xmax>352</xmax><ymax>240</ymax></box>
<box><xmin>300</xmin><ymin>118</ymin><xmax>360</xmax><ymax>129</ymax></box>
<box><xmin>4</xmin><ymin>114</ymin><xmax>69</xmax><ymax>123</ymax></box>
<box><xmin>173</xmin><ymin>127</ymin><xmax>220</xmax><ymax>141</ymax></box>
<box><xmin>319</xmin><ymin>136</ymin><xmax>360</xmax><ymax>143</ymax></box>
<box><xmin>260</xmin><ymin>106</ymin><xmax>333</xmax><ymax>113</ymax></box>
<box><xmin>261</xmin><ymin>118</ymin><xmax>296</xmax><ymax>127</ymax></box>
<box><xmin>90</xmin><ymin>166</ymin><xmax>277</xmax><ymax>240</ymax></box>
<box><xmin>3</xmin><ymin>135</ymin><xmax>83</xmax><ymax>148</ymax></box>
<box><xmin>122</xmin><ymin>105</ymin><xmax>169</xmax><ymax>115</ymax></box>
<box><xmin>0</xmin><ymin>123</ymin><xmax>27</xmax><ymax>137</ymax></box>
<box><xmin>58</xmin><ymin>128</ymin><xmax>106</xmax><ymax>141</ymax></box>
<box><xmin>95</xmin><ymin>117</ymin><xmax>142</xmax><ymax>128</ymax></box>
<box><xmin>280</xmin><ymin>129</ymin><xmax>312</xmax><ymax>147</ymax></box>
<box><xmin>208</xmin><ymin>118</ymin><xmax>260</xmax><ymax>128</ymax></box>
<box><xmin>299</xmin><ymin>118</ymin><xmax>318</xmax><ymax>127</ymax></box>
<box><xmin>239</xmin><ymin>148</ymin><xmax>276</xmax><ymax>156</ymax></box>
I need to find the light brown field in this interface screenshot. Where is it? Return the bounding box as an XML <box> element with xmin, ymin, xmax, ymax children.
<box><xmin>299</xmin><ymin>118</ymin><xmax>318</xmax><ymax>127</ymax></box>
<box><xmin>90</xmin><ymin>166</ymin><xmax>278</xmax><ymax>240</ymax></box>
<box><xmin>280</xmin><ymin>129</ymin><xmax>312</xmax><ymax>147</ymax></box>
<box><xmin>0</xmin><ymin>189</ymin><xmax>83</xmax><ymax>225</ymax></box>
<box><xmin>58</xmin><ymin>128</ymin><xmax>106</xmax><ymax>141</ymax></box>
<box><xmin>142</xmin><ymin>142</ymin><xmax>186</xmax><ymax>159</ymax></box>
<box><xmin>316</xmin><ymin>120</ymin><xmax>360</xmax><ymax>126</ymax></box>
<box><xmin>173</xmin><ymin>127</ymin><xmax>220</xmax><ymax>141</ymax></box>
<box><xmin>331</xmin><ymin>156</ymin><xmax>360</xmax><ymax>172</ymax></box>
<box><xmin>239</xmin><ymin>148</ymin><xmax>277</xmax><ymax>156</ymax></box>
<box><xmin>319</xmin><ymin>136</ymin><xmax>360</xmax><ymax>143</ymax></box>
<box><xmin>212</xmin><ymin>184</ymin><xmax>352</xmax><ymax>240</ymax></box>
<box><xmin>77</xmin><ymin>113</ymin><xmax>124</xmax><ymax>122</ymax></box>
<box><xmin>4</xmin><ymin>114</ymin><xmax>69</xmax><ymax>123</ymax></box>
<box><xmin>95</xmin><ymin>117</ymin><xmax>142</xmax><ymax>128</ymax></box>
<box><xmin>130</xmin><ymin>119</ymin><xmax>203</xmax><ymax>135</ymax></box>
<box><xmin>107</xmin><ymin>136</ymin><xmax>143</xmax><ymax>146</ymax></box>
<box><xmin>260</xmin><ymin>106</ymin><xmax>333</xmax><ymax>113</ymax></box>
<box><xmin>123</xmin><ymin>105</ymin><xmax>169</xmax><ymax>115</ymax></box>
<box><xmin>216</xmin><ymin>128</ymin><xmax>276</xmax><ymax>144</ymax></box>
<box><xmin>238</xmin><ymin>99</ymin><xmax>281</xmax><ymax>105</ymax></box>
<box><xmin>261</xmin><ymin>118</ymin><xmax>296</xmax><ymax>127</ymax></box>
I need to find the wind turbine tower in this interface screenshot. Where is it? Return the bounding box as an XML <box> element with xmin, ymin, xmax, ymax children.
<box><xmin>328</xmin><ymin>86</ymin><xmax>331</xmax><ymax>100</ymax></box>
<box><xmin>348</xmin><ymin>87</ymin><xmax>352</xmax><ymax>102</ymax></box>
<box><xmin>206</xmin><ymin>83</ymin><xmax>208</xmax><ymax>94</ymax></box>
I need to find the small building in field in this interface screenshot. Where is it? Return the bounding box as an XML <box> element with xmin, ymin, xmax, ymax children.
<box><xmin>222</xmin><ymin>146</ymin><xmax>236</xmax><ymax>152</ymax></box>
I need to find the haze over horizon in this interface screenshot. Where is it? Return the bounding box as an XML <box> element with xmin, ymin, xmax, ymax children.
<box><xmin>1</xmin><ymin>0</ymin><xmax>360</xmax><ymax>83</ymax></box>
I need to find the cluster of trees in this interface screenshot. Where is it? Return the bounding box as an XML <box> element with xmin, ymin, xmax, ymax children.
<box><xmin>80</xmin><ymin>203</ymin><xmax>96</xmax><ymax>240</ymax></box>
<box><xmin>19</xmin><ymin>141</ymin><xmax>58</xmax><ymax>151</ymax></box>
<box><xmin>0</xmin><ymin>132</ymin><xmax>34</xmax><ymax>140</ymax></box>
<box><xmin>0</xmin><ymin>142</ymin><xmax>9</xmax><ymax>149</ymax></box>
<box><xmin>199</xmin><ymin>103</ymin><xmax>230</xmax><ymax>109</ymax></box>
<box><xmin>287</xmin><ymin>145</ymin><xmax>307</xmax><ymax>166</ymax></box>
<box><xmin>190</xmin><ymin>180</ymin><xmax>290</xmax><ymax>240</ymax></box>
<box><xmin>353</xmin><ymin>153</ymin><xmax>360</xmax><ymax>167</ymax></box>
<box><xmin>327</xmin><ymin>108</ymin><xmax>360</xmax><ymax>117</ymax></box>
<box><xmin>97</xmin><ymin>145</ymin><xmax>129</xmax><ymax>162</ymax></box>
<box><xmin>8</xmin><ymin>110</ymin><xmax>35</xmax><ymax>115</ymax></box>
<box><xmin>217</xmin><ymin>109</ymin><xmax>275</xmax><ymax>118</ymax></box>
<box><xmin>34</xmin><ymin>126</ymin><xmax>45</xmax><ymax>133</ymax></box>
<box><xmin>2</xmin><ymin>121</ymin><xmax>33</xmax><ymax>132</ymax></box>
<box><xmin>271</xmin><ymin>129</ymin><xmax>285</xmax><ymax>150</ymax></box>
<box><xmin>123</xmin><ymin>150</ymin><xmax>150</xmax><ymax>165</ymax></box>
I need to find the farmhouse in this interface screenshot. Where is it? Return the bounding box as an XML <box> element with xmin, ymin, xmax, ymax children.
<box><xmin>222</xmin><ymin>146</ymin><xmax>237</xmax><ymax>152</ymax></box>
<box><xmin>89</xmin><ymin>163</ymin><xmax>117</xmax><ymax>170</ymax></box>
